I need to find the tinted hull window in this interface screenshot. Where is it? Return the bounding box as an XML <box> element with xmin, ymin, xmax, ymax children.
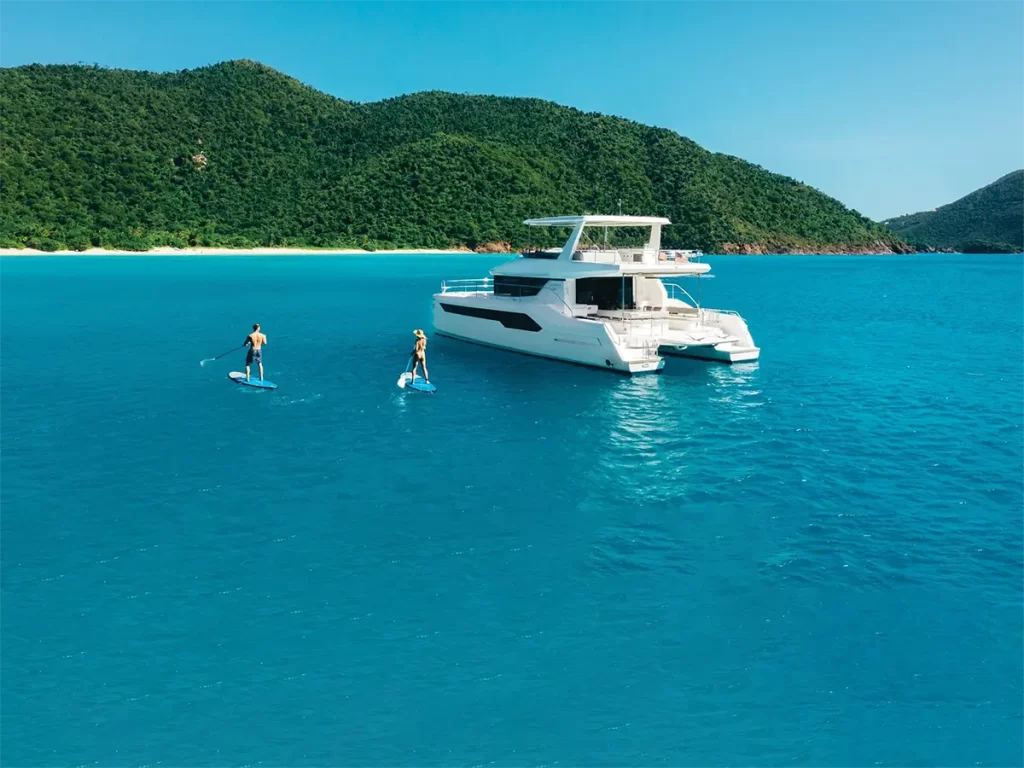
<box><xmin>440</xmin><ymin>303</ymin><xmax>542</xmax><ymax>332</ymax></box>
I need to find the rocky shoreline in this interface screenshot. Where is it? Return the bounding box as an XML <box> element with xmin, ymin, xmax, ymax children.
<box><xmin>720</xmin><ymin>240</ymin><xmax>918</xmax><ymax>255</ymax></box>
<box><xmin>479</xmin><ymin>241</ymin><xmax>924</xmax><ymax>255</ymax></box>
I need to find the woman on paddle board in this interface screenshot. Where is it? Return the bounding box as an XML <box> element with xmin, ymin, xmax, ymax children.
<box><xmin>410</xmin><ymin>329</ymin><xmax>429</xmax><ymax>384</ymax></box>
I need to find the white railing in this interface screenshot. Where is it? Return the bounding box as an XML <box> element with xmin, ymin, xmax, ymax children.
<box><xmin>540</xmin><ymin>284</ymin><xmax>582</xmax><ymax>318</ymax></box>
<box><xmin>659</xmin><ymin>249</ymin><xmax>703</xmax><ymax>262</ymax></box>
<box><xmin>604</xmin><ymin>314</ymin><xmax>665</xmax><ymax>353</ymax></box>
<box><xmin>591</xmin><ymin>306</ymin><xmax>667</xmax><ymax>320</ymax></box>
<box><xmin>622</xmin><ymin>335</ymin><xmax>661</xmax><ymax>357</ymax></box>
<box><xmin>572</xmin><ymin>247</ymin><xmax>654</xmax><ymax>265</ymax></box>
<box><xmin>603</xmin><ymin>324</ymin><xmax>660</xmax><ymax>357</ymax></box>
<box><xmin>662</xmin><ymin>282</ymin><xmax>699</xmax><ymax>306</ymax></box>
<box><xmin>570</xmin><ymin>248</ymin><xmax>705</xmax><ymax>265</ymax></box>
<box><xmin>628</xmin><ymin>337</ymin><xmax>662</xmax><ymax>355</ymax></box>
<box><xmin>440</xmin><ymin>278</ymin><xmax>493</xmax><ymax>294</ymax></box>
<box><xmin>662</xmin><ymin>282</ymin><xmax>739</xmax><ymax>326</ymax></box>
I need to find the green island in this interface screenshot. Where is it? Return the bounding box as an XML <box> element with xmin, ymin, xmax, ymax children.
<box><xmin>882</xmin><ymin>170</ymin><xmax>1023</xmax><ymax>254</ymax></box>
<box><xmin>0</xmin><ymin>59</ymin><xmax>950</xmax><ymax>254</ymax></box>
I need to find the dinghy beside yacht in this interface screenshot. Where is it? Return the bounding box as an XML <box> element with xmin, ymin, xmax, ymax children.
<box><xmin>433</xmin><ymin>215</ymin><xmax>759</xmax><ymax>374</ymax></box>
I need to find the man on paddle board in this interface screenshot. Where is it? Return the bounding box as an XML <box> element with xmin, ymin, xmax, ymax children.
<box><xmin>243</xmin><ymin>323</ymin><xmax>267</xmax><ymax>381</ymax></box>
<box><xmin>410</xmin><ymin>329</ymin><xmax>429</xmax><ymax>383</ymax></box>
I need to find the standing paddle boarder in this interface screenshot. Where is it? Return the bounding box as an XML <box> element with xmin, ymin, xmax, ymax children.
<box><xmin>243</xmin><ymin>323</ymin><xmax>267</xmax><ymax>381</ymax></box>
<box><xmin>410</xmin><ymin>329</ymin><xmax>429</xmax><ymax>384</ymax></box>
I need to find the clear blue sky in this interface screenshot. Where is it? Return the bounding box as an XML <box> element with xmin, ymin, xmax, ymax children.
<box><xmin>2</xmin><ymin>1</ymin><xmax>1021</xmax><ymax>220</ymax></box>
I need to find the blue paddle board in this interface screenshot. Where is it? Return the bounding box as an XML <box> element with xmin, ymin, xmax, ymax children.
<box><xmin>228</xmin><ymin>371</ymin><xmax>278</xmax><ymax>390</ymax></box>
<box><xmin>397</xmin><ymin>372</ymin><xmax>436</xmax><ymax>393</ymax></box>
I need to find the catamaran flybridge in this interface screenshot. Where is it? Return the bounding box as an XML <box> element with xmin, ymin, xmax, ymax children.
<box><xmin>433</xmin><ymin>215</ymin><xmax>759</xmax><ymax>374</ymax></box>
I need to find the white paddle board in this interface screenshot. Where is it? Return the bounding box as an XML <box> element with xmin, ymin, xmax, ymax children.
<box><xmin>397</xmin><ymin>372</ymin><xmax>436</xmax><ymax>393</ymax></box>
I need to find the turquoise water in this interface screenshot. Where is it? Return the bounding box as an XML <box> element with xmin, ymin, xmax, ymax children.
<box><xmin>2</xmin><ymin>253</ymin><xmax>1022</xmax><ymax>766</ymax></box>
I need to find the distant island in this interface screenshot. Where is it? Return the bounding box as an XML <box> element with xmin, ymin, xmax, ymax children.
<box><xmin>882</xmin><ymin>170</ymin><xmax>1023</xmax><ymax>254</ymax></box>
<box><xmin>2</xmin><ymin>60</ymin><xmax>913</xmax><ymax>255</ymax></box>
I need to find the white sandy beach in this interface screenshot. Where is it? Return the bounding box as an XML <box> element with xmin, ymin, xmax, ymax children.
<box><xmin>0</xmin><ymin>246</ymin><xmax>487</xmax><ymax>257</ymax></box>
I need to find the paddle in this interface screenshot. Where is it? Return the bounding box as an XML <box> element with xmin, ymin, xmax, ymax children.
<box><xmin>200</xmin><ymin>345</ymin><xmax>245</xmax><ymax>367</ymax></box>
<box><xmin>396</xmin><ymin>354</ymin><xmax>414</xmax><ymax>388</ymax></box>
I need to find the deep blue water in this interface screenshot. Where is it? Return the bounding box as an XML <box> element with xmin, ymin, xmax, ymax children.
<box><xmin>2</xmin><ymin>253</ymin><xmax>1022</xmax><ymax>767</ymax></box>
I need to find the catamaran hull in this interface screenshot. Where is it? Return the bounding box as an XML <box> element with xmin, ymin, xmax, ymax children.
<box><xmin>437</xmin><ymin>331</ymin><xmax>665</xmax><ymax>374</ymax></box>
<box><xmin>659</xmin><ymin>343</ymin><xmax>761</xmax><ymax>363</ymax></box>
<box><xmin>433</xmin><ymin>296</ymin><xmax>664</xmax><ymax>374</ymax></box>
<box><xmin>661</xmin><ymin>303</ymin><xmax>761</xmax><ymax>363</ymax></box>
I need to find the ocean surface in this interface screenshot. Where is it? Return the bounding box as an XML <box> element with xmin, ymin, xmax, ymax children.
<box><xmin>1</xmin><ymin>253</ymin><xmax>1022</xmax><ymax>767</ymax></box>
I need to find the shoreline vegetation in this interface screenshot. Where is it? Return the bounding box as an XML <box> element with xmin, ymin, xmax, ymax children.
<box><xmin>2</xmin><ymin>61</ymin><xmax>911</xmax><ymax>257</ymax></box>
<box><xmin>0</xmin><ymin>246</ymin><xmax>479</xmax><ymax>257</ymax></box>
<box><xmin>2</xmin><ymin>245</ymin><xmax>1007</xmax><ymax>258</ymax></box>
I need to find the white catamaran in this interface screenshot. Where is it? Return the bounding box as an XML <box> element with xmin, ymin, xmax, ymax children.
<box><xmin>433</xmin><ymin>215</ymin><xmax>760</xmax><ymax>374</ymax></box>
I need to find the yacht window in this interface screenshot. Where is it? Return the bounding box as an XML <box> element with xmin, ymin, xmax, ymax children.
<box><xmin>494</xmin><ymin>276</ymin><xmax>550</xmax><ymax>297</ymax></box>
<box><xmin>575</xmin><ymin>277</ymin><xmax>635</xmax><ymax>310</ymax></box>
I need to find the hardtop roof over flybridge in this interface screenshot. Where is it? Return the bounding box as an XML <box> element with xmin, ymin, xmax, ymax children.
<box><xmin>524</xmin><ymin>215</ymin><xmax>672</xmax><ymax>227</ymax></box>
<box><xmin>492</xmin><ymin>213</ymin><xmax>709</xmax><ymax>278</ymax></box>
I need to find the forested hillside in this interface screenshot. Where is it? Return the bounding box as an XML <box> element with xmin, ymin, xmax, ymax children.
<box><xmin>1</xmin><ymin>60</ymin><xmax>908</xmax><ymax>253</ymax></box>
<box><xmin>883</xmin><ymin>171</ymin><xmax>1023</xmax><ymax>253</ymax></box>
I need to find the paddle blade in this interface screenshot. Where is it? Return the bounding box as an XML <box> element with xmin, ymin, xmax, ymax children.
<box><xmin>202</xmin><ymin>345</ymin><xmax>244</xmax><ymax>368</ymax></box>
<box><xmin>397</xmin><ymin>372</ymin><xmax>410</xmax><ymax>389</ymax></box>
